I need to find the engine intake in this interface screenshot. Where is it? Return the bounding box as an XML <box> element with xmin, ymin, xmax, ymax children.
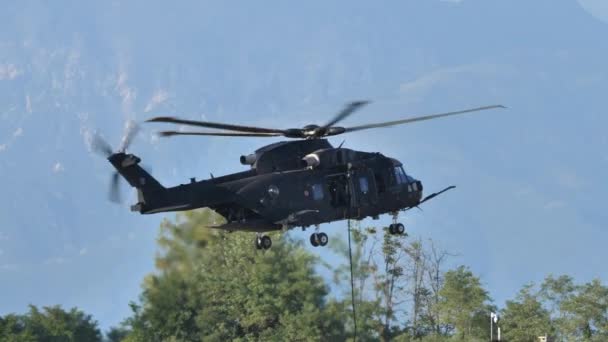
<box><xmin>240</xmin><ymin>154</ymin><xmax>257</xmax><ymax>165</ymax></box>
<box><xmin>301</xmin><ymin>153</ymin><xmax>320</xmax><ymax>168</ymax></box>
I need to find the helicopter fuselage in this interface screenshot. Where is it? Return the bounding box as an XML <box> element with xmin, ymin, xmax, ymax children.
<box><xmin>110</xmin><ymin>139</ymin><xmax>425</xmax><ymax>232</ymax></box>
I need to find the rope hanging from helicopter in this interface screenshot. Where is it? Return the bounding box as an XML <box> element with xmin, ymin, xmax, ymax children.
<box><xmin>347</xmin><ymin>217</ymin><xmax>358</xmax><ymax>341</ymax></box>
<box><xmin>346</xmin><ymin>164</ymin><xmax>358</xmax><ymax>341</ymax></box>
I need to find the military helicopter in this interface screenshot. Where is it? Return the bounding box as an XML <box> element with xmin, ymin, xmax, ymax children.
<box><xmin>93</xmin><ymin>102</ymin><xmax>504</xmax><ymax>249</ymax></box>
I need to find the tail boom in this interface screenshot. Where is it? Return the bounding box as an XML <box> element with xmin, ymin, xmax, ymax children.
<box><xmin>108</xmin><ymin>152</ymin><xmax>240</xmax><ymax>215</ymax></box>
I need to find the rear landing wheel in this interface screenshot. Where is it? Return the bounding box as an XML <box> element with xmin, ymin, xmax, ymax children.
<box><xmin>255</xmin><ymin>235</ymin><xmax>272</xmax><ymax>250</ymax></box>
<box><xmin>255</xmin><ymin>236</ymin><xmax>262</xmax><ymax>250</ymax></box>
<box><xmin>261</xmin><ymin>235</ymin><xmax>272</xmax><ymax>249</ymax></box>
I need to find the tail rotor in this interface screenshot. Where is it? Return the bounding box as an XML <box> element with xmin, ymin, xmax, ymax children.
<box><xmin>118</xmin><ymin>121</ymin><xmax>140</xmax><ymax>153</ymax></box>
<box><xmin>91</xmin><ymin>120</ymin><xmax>140</xmax><ymax>203</ymax></box>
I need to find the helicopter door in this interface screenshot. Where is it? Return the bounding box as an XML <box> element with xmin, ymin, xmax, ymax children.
<box><xmin>326</xmin><ymin>174</ymin><xmax>349</xmax><ymax>208</ymax></box>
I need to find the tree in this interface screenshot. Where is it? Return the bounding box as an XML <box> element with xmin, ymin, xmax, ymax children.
<box><xmin>0</xmin><ymin>305</ymin><xmax>101</xmax><ymax>342</ymax></box>
<box><xmin>501</xmin><ymin>284</ymin><xmax>553</xmax><ymax>342</ymax></box>
<box><xmin>559</xmin><ymin>279</ymin><xmax>608</xmax><ymax>341</ymax></box>
<box><xmin>406</xmin><ymin>238</ymin><xmax>427</xmax><ymax>338</ymax></box>
<box><xmin>105</xmin><ymin>326</ymin><xmax>130</xmax><ymax>342</ymax></box>
<box><xmin>331</xmin><ymin>222</ymin><xmax>421</xmax><ymax>341</ymax></box>
<box><xmin>122</xmin><ymin>208</ymin><xmax>346</xmax><ymax>341</ymax></box>
<box><xmin>539</xmin><ymin>275</ymin><xmax>608</xmax><ymax>341</ymax></box>
<box><xmin>331</xmin><ymin>223</ymin><xmax>457</xmax><ymax>341</ymax></box>
<box><xmin>437</xmin><ymin>266</ymin><xmax>490</xmax><ymax>340</ymax></box>
<box><xmin>420</xmin><ymin>239</ymin><xmax>452</xmax><ymax>338</ymax></box>
<box><xmin>0</xmin><ymin>313</ymin><xmax>35</xmax><ymax>342</ymax></box>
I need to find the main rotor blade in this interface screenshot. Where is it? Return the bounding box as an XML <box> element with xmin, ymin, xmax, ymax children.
<box><xmin>158</xmin><ymin>131</ymin><xmax>282</xmax><ymax>138</ymax></box>
<box><xmin>321</xmin><ymin>100</ymin><xmax>370</xmax><ymax>131</ymax></box>
<box><xmin>91</xmin><ymin>134</ymin><xmax>113</xmax><ymax>157</ymax></box>
<box><xmin>118</xmin><ymin>121</ymin><xmax>140</xmax><ymax>153</ymax></box>
<box><xmin>344</xmin><ymin>105</ymin><xmax>506</xmax><ymax>133</ymax></box>
<box><xmin>146</xmin><ymin>116</ymin><xmax>286</xmax><ymax>135</ymax></box>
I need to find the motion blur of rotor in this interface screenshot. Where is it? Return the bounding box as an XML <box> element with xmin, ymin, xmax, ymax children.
<box><xmin>146</xmin><ymin>102</ymin><xmax>505</xmax><ymax>140</ymax></box>
<box><xmin>91</xmin><ymin>121</ymin><xmax>140</xmax><ymax>203</ymax></box>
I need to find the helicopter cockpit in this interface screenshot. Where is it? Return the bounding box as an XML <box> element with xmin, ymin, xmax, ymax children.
<box><xmin>390</xmin><ymin>162</ymin><xmax>423</xmax><ymax>201</ymax></box>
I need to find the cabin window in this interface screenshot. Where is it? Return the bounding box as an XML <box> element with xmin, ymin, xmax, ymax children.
<box><xmin>311</xmin><ymin>183</ymin><xmax>324</xmax><ymax>200</ymax></box>
<box><xmin>359</xmin><ymin>177</ymin><xmax>369</xmax><ymax>194</ymax></box>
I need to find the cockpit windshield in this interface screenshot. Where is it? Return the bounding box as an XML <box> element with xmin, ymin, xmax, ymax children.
<box><xmin>393</xmin><ymin>166</ymin><xmax>408</xmax><ymax>184</ymax></box>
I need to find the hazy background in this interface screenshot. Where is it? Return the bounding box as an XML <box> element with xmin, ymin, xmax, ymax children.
<box><xmin>1</xmin><ymin>0</ymin><xmax>607</xmax><ymax>331</ymax></box>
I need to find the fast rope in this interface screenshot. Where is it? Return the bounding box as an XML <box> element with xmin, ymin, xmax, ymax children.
<box><xmin>346</xmin><ymin>163</ymin><xmax>358</xmax><ymax>341</ymax></box>
<box><xmin>347</xmin><ymin>217</ymin><xmax>358</xmax><ymax>341</ymax></box>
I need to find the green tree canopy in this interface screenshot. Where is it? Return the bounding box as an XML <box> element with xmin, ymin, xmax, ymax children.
<box><xmin>122</xmin><ymin>208</ymin><xmax>346</xmax><ymax>341</ymax></box>
<box><xmin>501</xmin><ymin>284</ymin><xmax>553</xmax><ymax>342</ymax></box>
<box><xmin>559</xmin><ymin>279</ymin><xmax>608</xmax><ymax>341</ymax></box>
<box><xmin>437</xmin><ymin>265</ymin><xmax>490</xmax><ymax>340</ymax></box>
<box><xmin>0</xmin><ymin>305</ymin><xmax>101</xmax><ymax>342</ymax></box>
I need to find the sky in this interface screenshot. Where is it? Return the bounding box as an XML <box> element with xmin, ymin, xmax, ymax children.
<box><xmin>1</xmin><ymin>0</ymin><xmax>608</xmax><ymax>332</ymax></box>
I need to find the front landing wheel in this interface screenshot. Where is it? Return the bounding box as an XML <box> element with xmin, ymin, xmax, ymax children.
<box><xmin>310</xmin><ymin>232</ymin><xmax>329</xmax><ymax>247</ymax></box>
<box><xmin>395</xmin><ymin>223</ymin><xmax>405</xmax><ymax>235</ymax></box>
<box><xmin>318</xmin><ymin>232</ymin><xmax>328</xmax><ymax>246</ymax></box>
<box><xmin>310</xmin><ymin>233</ymin><xmax>319</xmax><ymax>247</ymax></box>
<box><xmin>388</xmin><ymin>223</ymin><xmax>406</xmax><ymax>235</ymax></box>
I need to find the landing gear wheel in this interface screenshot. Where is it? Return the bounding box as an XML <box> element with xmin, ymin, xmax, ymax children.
<box><xmin>310</xmin><ymin>232</ymin><xmax>328</xmax><ymax>247</ymax></box>
<box><xmin>395</xmin><ymin>223</ymin><xmax>405</xmax><ymax>235</ymax></box>
<box><xmin>310</xmin><ymin>233</ymin><xmax>320</xmax><ymax>247</ymax></box>
<box><xmin>388</xmin><ymin>223</ymin><xmax>406</xmax><ymax>235</ymax></box>
<box><xmin>255</xmin><ymin>235</ymin><xmax>272</xmax><ymax>250</ymax></box>
<box><xmin>318</xmin><ymin>232</ymin><xmax>329</xmax><ymax>246</ymax></box>
<box><xmin>260</xmin><ymin>235</ymin><xmax>272</xmax><ymax>249</ymax></box>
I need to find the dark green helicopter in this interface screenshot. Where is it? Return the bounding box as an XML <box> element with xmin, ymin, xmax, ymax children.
<box><xmin>93</xmin><ymin>102</ymin><xmax>504</xmax><ymax>249</ymax></box>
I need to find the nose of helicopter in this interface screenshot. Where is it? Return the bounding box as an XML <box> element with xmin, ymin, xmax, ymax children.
<box><xmin>406</xmin><ymin>176</ymin><xmax>424</xmax><ymax>202</ymax></box>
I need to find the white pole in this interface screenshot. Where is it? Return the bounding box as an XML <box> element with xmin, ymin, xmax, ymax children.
<box><xmin>498</xmin><ymin>327</ymin><xmax>501</xmax><ymax>341</ymax></box>
<box><xmin>490</xmin><ymin>314</ymin><xmax>493</xmax><ymax>342</ymax></box>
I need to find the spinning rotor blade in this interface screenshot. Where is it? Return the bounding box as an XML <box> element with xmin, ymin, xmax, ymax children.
<box><xmin>109</xmin><ymin>172</ymin><xmax>121</xmax><ymax>203</ymax></box>
<box><xmin>91</xmin><ymin>134</ymin><xmax>113</xmax><ymax>157</ymax></box>
<box><xmin>91</xmin><ymin>121</ymin><xmax>141</xmax><ymax>205</ymax></box>
<box><xmin>158</xmin><ymin>130</ymin><xmax>282</xmax><ymax>137</ymax></box>
<box><xmin>146</xmin><ymin>116</ymin><xmax>286</xmax><ymax>135</ymax></box>
<box><xmin>118</xmin><ymin>121</ymin><xmax>140</xmax><ymax>153</ymax></box>
<box><xmin>344</xmin><ymin>105</ymin><xmax>506</xmax><ymax>133</ymax></box>
<box><xmin>321</xmin><ymin>100</ymin><xmax>370</xmax><ymax>131</ymax></box>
